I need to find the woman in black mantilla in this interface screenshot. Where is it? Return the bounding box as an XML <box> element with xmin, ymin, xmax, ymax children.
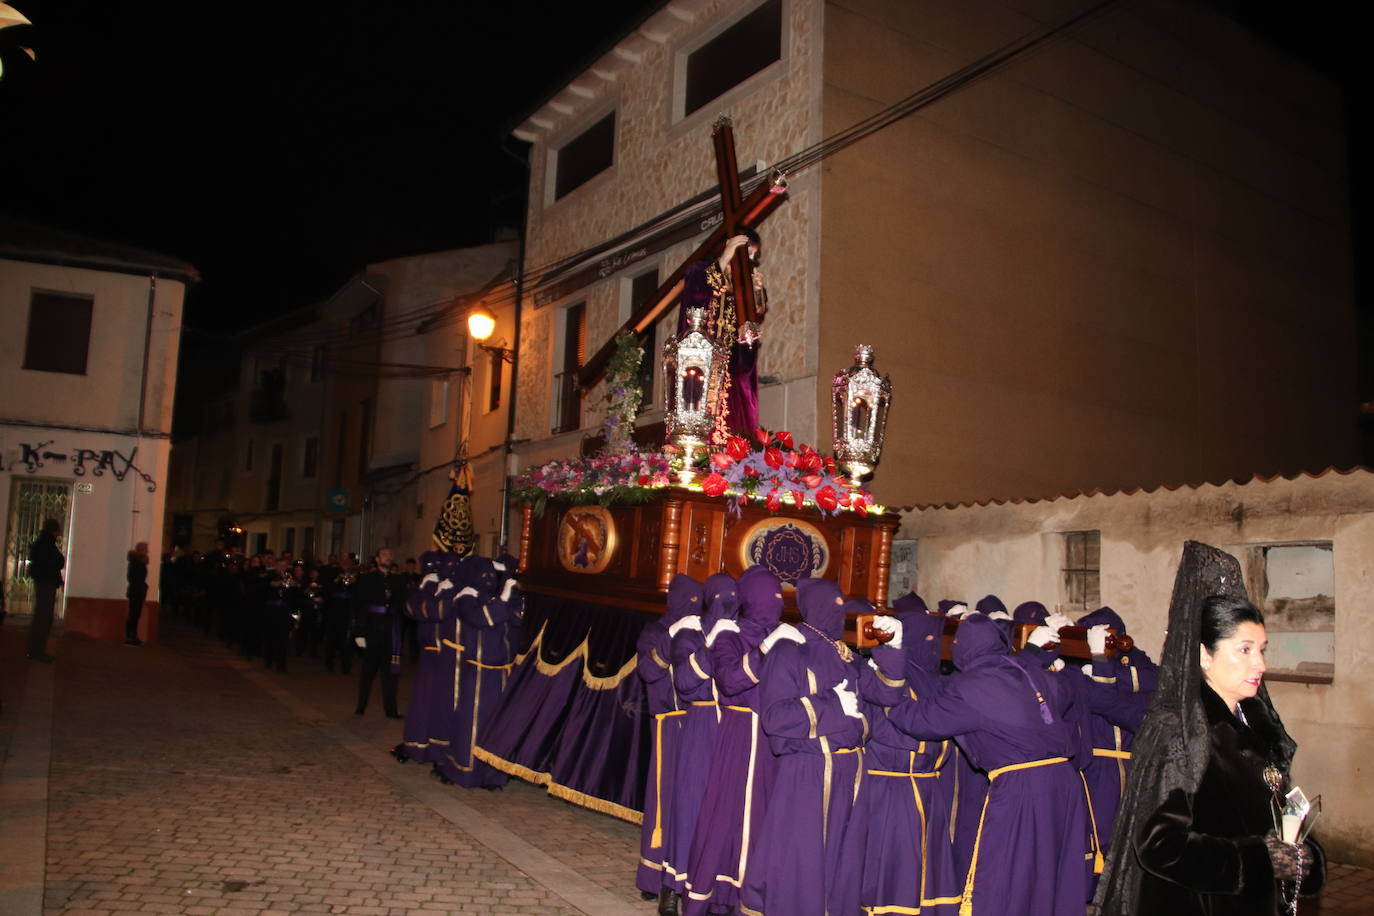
<box><xmin>1092</xmin><ymin>541</ymin><xmax>1325</xmax><ymax>916</ymax></box>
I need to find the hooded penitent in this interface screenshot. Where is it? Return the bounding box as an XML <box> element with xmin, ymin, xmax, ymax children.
<box><xmin>936</xmin><ymin>598</ymin><xmax>964</xmax><ymax>615</ymax></box>
<box><xmin>795</xmin><ymin>577</ymin><xmax>845</xmax><ymax>640</ymax></box>
<box><xmin>1013</xmin><ymin>601</ymin><xmax>1049</xmax><ymax>626</ymax></box>
<box><xmin>737</xmin><ymin>566</ymin><xmax>784</xmax><ymax>640</ymax></box>
<box><xmin>665</xmin><ymin>573</ymin><xmax>704</xmax><ymax>626</ymax></box>
<box><xmin>702</xmin><ymin>572</ymin><xmax>740</xmax><ymax>630</ymax></box>
<box><xmin>895</xmin><ymin>602</ymin><xmax>945</xmax><ymax>674</ymax></box>
<box><xmin>892</xmin><ymin>591</ymin><xmax>928</xmax><ymax>615</ymax></box>
<box><xmin>975</xmin><ymin>595</ymin><xmax>1006</xmax><ymax>615</ymax></box>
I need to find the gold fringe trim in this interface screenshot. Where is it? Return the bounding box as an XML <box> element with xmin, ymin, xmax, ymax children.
<box><xmin>512</xmin><ymin>620</ymin><xmax>638</xmax><ymax>690</ymax></box>
<box><xmin>472</xmin><ymin>745</ymin><xmax>551</xmax><ymax>786</ymax></box>
<box><xmin>547</xmin><ymin>780</ymin><xmax>644</xmax><ymax>825</ymax></box>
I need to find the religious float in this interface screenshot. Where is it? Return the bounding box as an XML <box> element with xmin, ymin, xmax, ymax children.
<box><xmin>474</xmin><ymin>118</ymin><xmax>1121</xmax><ymax>823</ymax></box>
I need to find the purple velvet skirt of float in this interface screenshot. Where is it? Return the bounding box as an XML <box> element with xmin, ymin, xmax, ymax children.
<box><xmin>681</xmin><ymin>704</ymin><xmax>775</xmax><ymax>916</ymax></box>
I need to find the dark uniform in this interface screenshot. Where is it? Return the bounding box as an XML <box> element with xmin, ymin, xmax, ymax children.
<box><xmin>261</xmin><ymin>566</ymin><xmax>297</xmax><ymax>672</ymax></box>
<box><xmin>320</xmin><ymin>564</ymin><xmax>355</xmax><ymax>674</ymax></box>
<box><xmin>353</xmin><ymin>564</ymin><xmax>405</xmax><ymax>716</ymax></box>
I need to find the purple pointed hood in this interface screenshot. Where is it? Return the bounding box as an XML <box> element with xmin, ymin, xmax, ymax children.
<box><xmin>1012</xmin><ymin>601</ymin><xmax>1049</xmax><ymax>626</ymax></box>
<box><xmin>703</xmin><ymin>572</ymin><xmax>740</xmax><ymax>628</ymax></box>
<box><xmin>952</xmin><ymin>612</ymin><xmax>1010</xmax><ymax>671</ymax></box>
<box><xmin>892</xmin><ymin>591</ymin><xmax>928</xmax><ymax>615</ymax></box>
<box><xmin>738</xmin><ymin>567</ymin><xmax>784</xmax><ymax>629</ymax></box>
<box><xmin>664</xmin><ymin>573</ymin><xmax>703</xmax><ymax>625</ymax></box>
<box><xmin>936</xmin><ymin>599</ymin><xmax>965</xmax><ymax>615</ymax></box>
<box><xmin>467</xmin><ymin>556</ymin><xmax>501</xmax><ymax>596</ymax></box>
<box><xmin>975</xmin><ymin>594</ymin><xmax>1006</xmax><ymax>615</ymax></box>
<box><xmin>895</xmin><ymin>605</ymin><xmax>945</xmax><ymax>673</ymax></box>
<box><xmin>1077</xmin><ymin>605</ymin><xmax>1126</xmax><ymax>634</ymax></box>
<box><xmin>419</xmin><ymin>551</ymin><xmax>443</xmax><ymax>577</ymax></box>
<box><xmin>796</xmin><ymin>577</ymin><xmax>845</xmax><ymax>640</ymax></box>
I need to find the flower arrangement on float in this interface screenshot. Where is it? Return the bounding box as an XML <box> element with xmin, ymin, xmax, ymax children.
<box><xmin>512</xmin><ymin>452</ymin><xmax>674</xmax><ymax>517</ymax></box>
<box><xmin>683</xmin><ymin>427</ymin><xmax>880</xmax><ymax>518</ymax></box>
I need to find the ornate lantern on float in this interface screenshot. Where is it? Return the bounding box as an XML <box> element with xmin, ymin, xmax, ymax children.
<box><xmin>663</xmin><ymin>307</ymin><xmax>727</xmax><ymax>480</ymax></box>
<box><xmin>831</xmin><ymin>344</ymin><xmax>892</xmax><ymax>481</ymax></box>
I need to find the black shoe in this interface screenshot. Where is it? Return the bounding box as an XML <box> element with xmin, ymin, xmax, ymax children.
<box><xmin>658</xmin><ymin>888</ymin><xmax>680</xmax><ymax>916</ymax></box>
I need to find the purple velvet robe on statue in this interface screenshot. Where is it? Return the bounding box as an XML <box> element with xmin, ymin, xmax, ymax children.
<box><xmin>887</xmin><ymin>614</ymin><xmax>1093</xmax><ymax>916</ymax></box>
<box><xmin>740</xmin><ymin>579</ymin><xmax>867</xmax><ymax>916</ymax></box>
<box><xmin>681</xmin><ymin>260</ymin><xmax>760</xmax><ymax>438</ymax></box>
<box><xmin>681</xmin><ymin>566</ymin><xmax>783</xmax><ymax>916</ymax></box>
<box><xmin>637</xmin><ymin>574</ymin><xmax>703</xmax><ymax>895</ymax></box>
<box><xmin>840</xmin><ymin>602</ymin><xmax>962</xmax><ymax>916</ymax></box>
<box><xmin>438</xmin><ymin>557</ymin><xmax>517</xmax><ymax>788</ymax></box>
<box><xmin>666</xmin><ymin>573</ymin><xmax>738</xmax><ymax>898</ymax></box>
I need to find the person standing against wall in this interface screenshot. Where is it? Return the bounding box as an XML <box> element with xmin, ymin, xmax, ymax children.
<box><xmin>125</xmin><ymin>541</ymin><xmax>150</xmax><ymax>646</ymax></box>
<box><xmin>27</xmin><ymin>518</ymin><xmax>65</xmax><ymax>662</ymax></box>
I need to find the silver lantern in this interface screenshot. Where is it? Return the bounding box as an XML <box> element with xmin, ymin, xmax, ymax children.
<box><xmin>832</xmin><ymin>344</ymin><xmax>892</xmax><ymax>480</ymax></box>
<box><xmin>664</xmin><ymin>307</ymin><xmax>728</xmax><ymax>479</ymax></box>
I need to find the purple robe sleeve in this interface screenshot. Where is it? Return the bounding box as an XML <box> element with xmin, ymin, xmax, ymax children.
<box><xmin>885</xmin><ymin>666</ymin><xmax>982</xmax><ymax>741</ymax></box>
<box><xmin>455</xmin><ymin>593</ymin><xmax>493</xmax><ymax>628</ymax></box>
<box><xmin>637</xmin><ymin>628</ymin><xmax>671</xmax><ymax>686</ymax></box>
<box><xmin>758</xmin><ymin>642</ymin><xmax>862</xmax><ymax>741</ymax></box>
<box><xmin>708</xmin><ymin>629</ymin><xmax>765</xmax><ymax>698</ymax></box>
<box><xmin>671</xmin><ymin>630</ymin><xmax>711</xmax><ymax>693</ymax></box>
<box><xmin>855</xmin><ymin>645</ymin><xmax>907</xmax><ymax>706</ymax></box>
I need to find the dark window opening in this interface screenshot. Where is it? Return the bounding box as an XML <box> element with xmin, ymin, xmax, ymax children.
<box><xmin>303</xmin><ymin>436</ymin><xmax>319</xmax><ymax>479</ymax></box>
<box><xmin>488</xmin><ymin>349</ymin><xmax>503</xmax><ymax>412</ymax></box>
<box><xmin>684</xmin><ymin>0</ymin><xmax>782</xmax><ymax>116</ymax></box>
<box><xmin>555</xmin><ymin>112</ymin><xmax>615</xmax><ymax>200</ymax></box>
<box><xmin>266</xmin><ymin>444</ymin><xmax>284</xmax><ymax>511</ymax></box>
<box><xmin>630</xmin><ymin>269</ymin><xmax>660</xmax><ymax>411</ymax></box>
<box><xmin>1063</xmin><ymin>530</ymin><xmax>1101</xmax><ymax>612</ymax></box>
<box><xmin>24</xmin><ymin>290</ymin><xmax>94</xmax><ymax>375</ymax></box>
<box><xmin>554</xmin><ymin>303</ymin><xmax>586</xmax><ymax>434</ymax></box>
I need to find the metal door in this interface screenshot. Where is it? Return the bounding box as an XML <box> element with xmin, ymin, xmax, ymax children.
<box><xmin>4</xmin><ymin>477</ymin><xmax>72</xmax><ymax>616</ymax></box>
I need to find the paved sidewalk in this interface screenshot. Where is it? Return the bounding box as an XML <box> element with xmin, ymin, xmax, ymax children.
<box><xmin>1</xmin><ymin>618</ymin><xmax>652</xmax><ymax>916</ymax></box>
<box><xmin>2</xmin><ymin>617</ymin><xmax>1370</xmax><ymax>915</ymax></box>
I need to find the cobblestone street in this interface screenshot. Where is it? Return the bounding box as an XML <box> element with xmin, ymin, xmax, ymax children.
<box><xmin>1</xmin><ymin>619</ymin><xmax>650</xmax><ymax>916</ymax></box>
<box><xmin>2</xmin><ymin>618</ymin><xmax>1369</xmax><ymax>915</ymax></box>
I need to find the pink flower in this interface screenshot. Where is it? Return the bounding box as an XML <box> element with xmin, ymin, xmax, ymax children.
<box><xmin>710</xmin><ymin>452</ymin><xmax>734</xmax><ymax>470</ymax></box>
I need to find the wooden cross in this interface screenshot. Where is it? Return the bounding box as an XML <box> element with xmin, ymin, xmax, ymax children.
<box><xmin>576</xmin><ymin>115</ymin><xmax>787</xmax><ymax>389</ymax></box>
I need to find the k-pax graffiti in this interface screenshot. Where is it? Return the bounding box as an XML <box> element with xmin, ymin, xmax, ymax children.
<box><xmin>6</xmin><ymin>440</ymin><xmax>157</xmax><ymax>492</ymax></box>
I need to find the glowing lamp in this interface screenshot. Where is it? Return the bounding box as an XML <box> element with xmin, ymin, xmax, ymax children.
<box><xmin>467</xmin><ymin>308</ymin><xmax>497</xmax><ymax>342</ymax></box>
<box><xmin>663</xmin><ymin>308</ymin><xmax>727</xmax><ymax>481</ymax></box>
<box><xmin>831</xmin><ymin>344</ymin><xmax>891</xmax><ymax>481</ymax></box>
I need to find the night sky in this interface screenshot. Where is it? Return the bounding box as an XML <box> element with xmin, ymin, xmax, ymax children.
<box><xmin>1</xmin><ymin>0</ymin><xmax>1366</xmax><ymax>420</ymax></box>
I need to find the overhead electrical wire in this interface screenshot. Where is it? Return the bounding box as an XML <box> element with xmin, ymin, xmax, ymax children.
<box><xmin>226</xmin><ymin>0</ymin><xmax>1124</xmax><ymax>374</ymax></box>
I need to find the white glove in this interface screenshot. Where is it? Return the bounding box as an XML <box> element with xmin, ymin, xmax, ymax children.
<box><xmin>1049</xmin><ymin>658</ymin><xmax>1065</xmax><ymax>672</ymax></box>
<box><xmin>668</xmin><ymin>615</ymin><xmax>702</xmax><ymax>638</ymax></box>
<box><xmin>492</xmin><ymin>560</ymin><xmax>507</xmax><ymax>572</ymax></box>
<box><xmin>421</xmin><ymin>573</ymin><xmax>439</xmax><ymax>586</ymax></box>
<box><xmin>1045</xmin><ymin>613</ymin><xmax>1075</xmax><ymax>632</ymax></box>
<box><xmin>1081</xmin><ymin>663</ymin><xmax>1094</xmax><ymax>677</ymax></box>
<box><xmin>987</xmin><ymin>610</ymin><xmax>1012</xmax><ymax>622</ymax></box>
<box><xmin>833</xmin><ymin>679</ymin><xmax>861</xmax><ymax>718</ymax></box>
<box><xmin>705</xmin><ymin>618</ymin><xmax>740</xmax><ymax>647</ymax></box>
<box><xmin>354</xmin><ymin>636</ymin><xmax>367</xmax><ymax>648</ymax></box>
<box><xmin>501</xmin><ymin>579</ymin><xmax>518</xmax><ymax>602</ymax></box>
<box><xmin>945</xmin><ymin>604</ymin><xmax>971</xmax><ymax>618</ymax></box>
<box><xmin>869</xmin><ymin>615</ymin><xmax>903</xmax><ymax>649</ymax></box>
<box><xmin>436</xmin><ymin>579</ymin><xmax>454</xmax><ymax>593</ymax></box>
<box><xmin>761</xmin><ymin>622</ymin><xmax>804</xmax><ymax>652</ymax></box>
<box><xmin>1027</xmin><ymin>625</ymin><xmax>1057</xmax><ymax>648</ymax></box>
<box><xmin>1087</xmin><ymin>623</ymin><xmax>1110</xmax><ymax>656</ymax></box>
<box><xmin>456</xmin><ymin>586</ymin><xmax>479</xmax><ymax>599</ymax></box>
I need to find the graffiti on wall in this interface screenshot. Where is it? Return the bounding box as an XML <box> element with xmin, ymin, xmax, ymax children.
<box><xmin>8</xmin><ymin>440</ymin><xmax>157</xmax><ymax>492</ymax></box>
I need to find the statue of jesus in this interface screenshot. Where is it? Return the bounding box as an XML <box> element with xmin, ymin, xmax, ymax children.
<box><xmin>679</xmin><ymin>228</ymin><xmax>767</xmax><ymax>446</ymax></box>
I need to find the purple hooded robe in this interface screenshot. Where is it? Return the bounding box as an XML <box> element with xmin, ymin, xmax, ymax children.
<box><xmin>887</xmin><ymin>614</ymin><xmax>1093</xmax><ymax>916</ymax></box>
<box><xmin>667</xmin><ymin>572</ymin><xmax>739</xmax><ymax>897</ymax></box>
<box><xmin>839</xmin><ymin>602</ymin><xmax>962</xmax><ymax>916</ymax></box>
<box><xmin>682</xmin><ymin>566</ymin><xmax>784</xmax><ymax>916</ymax></box>
<box><xmin>438</xmin><ymin>556</ymin><xmax>516</xmax><ymax>788</ymax></box>
<box><xmin>740</xmin><ymin>578</ymin><xmax>867</xmax><ymax>916</ymax></box>
<box><xmin>1075</xmin><ymin>605</ymin><xmax>1159</xmax><ymax>882</ymax></box>
<box><xmin>637</xmin><ymin>574</ymin><xmax>704</xmax><ymax>895</ymax></box>
<box><xmin>401</xmin><ymin>550</ymin><xmax>453</xmax><ymax>763</ymax></box>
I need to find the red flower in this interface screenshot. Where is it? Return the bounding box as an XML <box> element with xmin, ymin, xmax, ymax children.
<box><xmin>800</xmin><ymin>451</ymin><xmax>824</xmax><ymax>472</ymax></box>
<box><xmin>755</xmin><ymin>427</ymin><xmax>771</xmax><ymax>445</ymax></box>
<box><xmin>825</xmin><ymin>456</ymin><xmax>836</xmax><ymax>473</ymax></box>
<box><xmin>766</xmin><ymin>488</ymin><xmax>782</xmax><ymax>511</ymax></box>
<box><xmin>784</xmin><ymin>451</ymin><xmax>799</xmax><ymax>468</ymax></box>
<box><xmin>801</xmin><ymin>473</ymin><xmax>823</xmax><ymax>490</ymax></box>
<box><xmin>775</xmin><ymin>430</ymin><xmax>794</xmax><ymax>450</ymax></box>
<box><xmin>638</xmin><ymin>475</ymin><xmax>650</xmax><ymax>486</ymax></box>
<box><xmin>726</xmin><ymin>436</ymin><xmax>751</xmax><ymax>462</ymax></box>
<box><xmin>743</xmin><ymin>465</ymin><xmax>761</xmax><ymax>478</ymax></box>
<box><xmin>710</xmin><ymin>452</ymin><xmax>734</xmax><ymax>470</ymax></box>
<box><xmin>853</xmin><ymin>500</ymin><xmax>869</xmax><ymax>517</ymax></box>
<box><xmin>763</xmin><ymin>447</ymin><xmax>784</xmax><ymax>469</ymax></box>
<box><xmin>790</xmin><ymin>489</ymin><xmax>805</xmax><ymax>509</ymax></box>
<box><xmin>814</xmin><ymin>486</ymin><xmax>839</xmax><ymax>512</ymax></box>
<box><xmin>702</xmin><ymin>472</ymin><xmax>730</xmax><ymax>498</ymax></box>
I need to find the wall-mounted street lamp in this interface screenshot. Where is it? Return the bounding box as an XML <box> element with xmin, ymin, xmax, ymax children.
<box><xmin>467</xmin><ymin>307</ymin><xmax>514</xmax><ymax>363</ymax></box>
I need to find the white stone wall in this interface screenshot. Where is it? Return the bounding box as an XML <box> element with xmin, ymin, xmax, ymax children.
<box><xmin>898</xmin><ymin>469</ymin><xmax>1374</xmax><ymax>866</ymax></box>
